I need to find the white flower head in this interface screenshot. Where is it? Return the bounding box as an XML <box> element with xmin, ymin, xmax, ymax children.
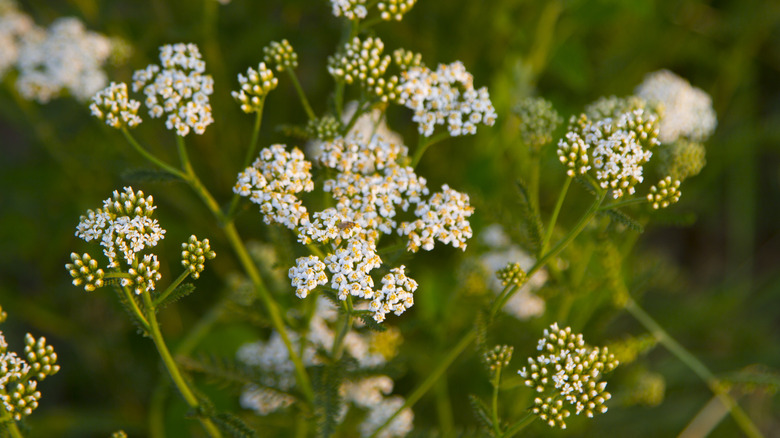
<box><xmin>132</xmin><ymin>42</ymin><xmax>214</xmax><ymax>136</ymax></box>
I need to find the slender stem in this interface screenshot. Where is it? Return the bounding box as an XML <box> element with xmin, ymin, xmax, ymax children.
<box><xmin>598</xmin><ymin>196</ymin><xmax>647</xmax><ymax>211</ymax></box>
<box><xmin>624</xmin><ymin>297</ymin><xmax>764</xmax><ymax>438</ymax></box>
<box><xmin>527</xmin><ymin>151</ymin><xmax>541</xmax><ymax>211</ymax></box>
<box><xmin>491</xmin><ymin>191</ymin><xmax>607</xmax><ymax>318</ymax></box>
<box><xmin>341</xmin><ymin>98</ymin><xmax>370</xmax><ymax>135</ymax></box>
<box><xmin>411</xmin><ymin>131</ymin><xmax>450</xmax><ymax>168</ymax></box>
<box><xmin>141</xmin><ymin>290</ymin><xmax>222</xmax><ymax>437</ymax></box>
<box><xmin>358</xmin><ymin>16</ymin><xmax>384</xmax><ymax>32</ymax></box>
<box><xmin>121</xmin><ymin>129</ymin><xmax>188</xmax><ymax>180</ymax></box>
<box><xmin>227</xmin><ymin>107</ymin><xmax>265</xmax><ymax>220</ymax></box>
<box><xmin>222</xmin><ymin>222</ymin><xmax>315</xmax><ymax>403</ymax></box>
<box><xmin>154</xmin><ymin>270</ymin><xmax>192</xmax><ymax>307</ymax></box>
<box><xmin>369</xmin><ymin>330</ymin><xmax>477</xmax><ymax>438</ymax></box>
<box><xmin>121</xmin><ymin>285</ymin><xmax>150</xmax><ymax>332</ymax></box>
<box><xmin>331</xmin><ymin>297</ymin><xmax>354</xmax><ymax>359</ymax></box>
<box><xmin>335</xmin><ymin>81</ymin><xmax>345</xmax><ymax>120</ymax></box>
<box><xmin>176</xmin><ymin>136</ymin><xmax>228</xmax><ymax>224</ymax></box>
<box><xmin>540</xmin><ymin>176</ymin><xmax>572</xmax><ymax>256</ymax></box>
<box><xmin>286</xmin><ymin>69</ymin><xmax>316</xmax><ymax>121</ymax></box>
<box><xmin>491</xmin><ymin>368</ymin><xmax>502</xmax><ymax>436</ymax></box>
<box><xmin>1</xmin><ymin>418</ymin><xmax>24</xmax><ymax>438</ymax></box>
<box><xmin>501</xmin><ymin>413</ymin><xmax>536</xmax><ymax>438</ymax></box>
<box><xmin>434</xmin><ymin>378</ymin><xmax>454</xmax><ymax>438</ymax></box>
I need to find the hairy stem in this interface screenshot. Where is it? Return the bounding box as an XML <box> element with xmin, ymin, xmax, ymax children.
<box><xmin>369</xmin><ymin>330</ymin><xmax>476</xmax><ymax>438</ymax></box>
<box><xmin>286</xmin><ymin>69</ymin><xmax>316</xmax><ymax>121</ymax></box>
<box><xmin>501</xmin><ymin>412</ymin><xmax>536</xmax><ymax>438</ymax></box>
<box><xmin>141</xmin><ymin>290</ymin><xmax>222</xmax><ymax>437</ymax></box>
<box><xmin>153</xmin><ymin>270</ymin><xmax>192</xmax><ymax>307</ymax></box>
<box><xmin>624</xmin><ymin>297</ymin><xmax>764</xmax><ymax>438</ymax></box>
<box><xmin>227</xmin><ymin>105</ymin><xmax>265</xmax><ymax>220</ymax></box>
<box><xmin>540</xmin><ymin>176</ymin><xmax>572</xmax><ymax>256</ymax></box>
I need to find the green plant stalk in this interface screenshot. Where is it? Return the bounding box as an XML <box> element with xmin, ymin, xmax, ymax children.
<box><xmin>153</xmin><ymin>270</ymin><xmax>192</xmax><ymax>307</ymax></box>
<box><xmin>121</xmin><ymin>129</ymin><xmax>187</xmax><ymax>180</ymax></box>
<box><xmin>527</xmin><ymin>0</ymin><xmax>563</xmax><ymax>78</ymax></box>
<box><xmin>411</xmin><ymin>131</ymin><xmax>450</xmax><ymax>168</ymax></box>
<box><xmin>624</xmin><ymin>297</ymin><xmax>764</xmax><ymax>438</ymax></box>
<box><xmin>369</xmin><ymin>330</ymin><xmax>477</xmax><ymax>438</ymax></box>
<box><xmin>501</xmin><ymin>412</ymin><xmax>536</xmax><ymax>438</ymax></box>
<box><xmin>491</xmin><ymin>190</ymin><xmax>607</xmax><ymax>318</ymax></box>
<box><xmin>527</xmin><ymin>150</ymin><xmax>541</xmax><ymax>212</ymax></box>
<box><xmin>540</xmin><ymin>176</ymin><xmax>572</xmax><ymax>256</ymax></box>
<box><xmin>227</xmin><ymin>104</ymin><xmax>265</xmax><ymax>220</ymax></box>
<box><xmin>1</xmin><ymin>416</ymin><xmax>24</xmax><ymax>438</ymax></box>
<box><xmin>140</xmin><ymin>289</ymin><xmax>222</xmax><ymax>438</ymax></box>
<box><xmin>119</xmin><ymin>283</ymin><xmax>150</xmax><ymax>332</ymax></box>
<box><xmin>434</xmin><ymin>378</ymin><xmax>455</xmax><ymax>438</ymax></box>
<box><xmin>341</xmin><ymin>97</ymin><xmax>370</xmax><ymax>135</ymax></box>
<box><xmin>491</xmin><ymin>367</ymin><xmax>503</xmax><ymax>436</ymax></box>
<box><xmin>286</xmin><ymin>69</ymin><xmax>316</xmax><ymax>121</ymax></box>
<box><xmin>598</xmin><ymin>196</ymin><xmax>647</xmax><ymax>211</ymax></box>
<box><xmin>331</xmin><ymin>296</ymin><xmax>355</xmax><ymax>360</ymax></box>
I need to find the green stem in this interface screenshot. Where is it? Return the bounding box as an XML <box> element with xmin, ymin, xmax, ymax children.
<box><xmin>491</xmin><ymin>368</ymin><xmax>502</xmax><ymax>436</ymax></box>
<box><xmin>491</xmin><ymin>190</ymin><xmax>606</xmax><ymax>318</ymax></box>
<box><xmin>222</xmin><ymin>222</ymin><xmax>315</xmax><ymax>403</ymax></box>
<box><xmin>121</xmin><ymin>129</ymin><xmax>188</xmax><ymax>180</ymax></box>
<box><xmin>369</xmin><ymin>330</ymin><xmax>476</xmax><ymax>438</ymax></box>
<box><xmin>331</xmin><ymin>297</ymin><xmax>354</xmax><ymax>359</ymax></box>
<box><xmin>501</xmin><ymin>412</ymin><xmax>536</xmax><ymax>438</ymax></box>
<box><xmin>141</xmin><ymin>290</ymin><xmax>222</xmax><ymax>437</ymax></box>
<box><xmin>2</xmin><ymin>419</ymin><xmax>24</xmax><ymax>438</ymax></box>
<box><xmin>540</xmin><ymin>176</ymin><xmax>572</xmax><ymax>256</ymax></box>
<box><xmin>598</xmin><ymin>196</ymin><xmax>647</xmax><ymax>211</ymax></box>
<box><xmin>527</xmin><ymin>151</ymin><xmax>541</xmax><ymax>212</ymax></box>
<box><xmin>624</xmin><ymin>297</ymin><xmax>764</xmax><ymax>438</ymax></box>
<box><xmin>411</xmin><ymin>131</ymin><xmax>450</xmax><ymax>168</ymax></box>
<box><xmin>341</xmin><ymin>98</ymin><xmax>370</xmax><ymax>135</ymax></box>
<box><xmin>174</xmin><ymin>136</ymin><xmax>314</xmax><ymax>404</ymax></box>
<box><xmin>154</xmin><ymin>270</ymin><xmax>192</xmax><ymax>307</ymax></box>
<box><xmin>121</xmin><ymin>285</ymin><xmax>150</xmax><ymax>332</ymax></box>
<box><xmin>286</xmin><ymin>69</ymin><xmax>316</xmax><ymax>121</ymax></box>
<box><xmin>227</xmin><ymin>107</ymin><xmax>265</xmax><ymax>220</ymax></box>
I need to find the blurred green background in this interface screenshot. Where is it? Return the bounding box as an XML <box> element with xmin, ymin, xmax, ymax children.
<box><xmin>1</xmin><ymin>0</ymin><xmax>779</xmax><ymax>436</ymax></box>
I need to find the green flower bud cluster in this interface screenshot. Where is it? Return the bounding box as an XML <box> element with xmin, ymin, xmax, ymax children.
<box><xmin>24</xmin><ymin>334</ymin><xmax>60</xmax><ymax>381</ymax></box>
<box><xmin>647</xmin><ymin>176</ymin><xmax>681</xmax><ymax>209</ymax></box>
<box><xmin>625</xmin><ymin>370</ymin><xmax>665</xmax><ymax>407</ymax></box>
<box><xmin>496</xmin><ymin>262</ymin><xmax>527</xmax><ymax>287</ymax></box>
<box><xmin>232</xmin><ymin>62</ymin><xmax>278</xmax><ymax>113</ymax></box>
<box><xmin>518</xmin><ymin>323</ymin><xmax>619</xmax><ymax>429</ymax></box>
<box><xmin>66</xmin><ymin>252</ymin><xmax>105</xmax><ymax>292</ymax></box>
<box><xmin>306</xmin><ymin>115</ymin><xmax>341</xmax><ymax>141</ymax></box>
<box><xmin>103</xmin><ymin>186</ymin><xmax>156</xmax><ymax>218</ymax></box>
<box><xmin>656</xmin><ymin>139</ymin><xmax>706</xmax><ymax>181</ymax></box>
<box><xmin>513</xmin><ymin>96</ymin><xmax>562</xmax><ymax>151</ymax></box>
<box><xmin>483</xmin><ymin>344</ymin><xmax>514</xmax><ymax>375</ymax></box>
<box><xmin>263</xmin><ymin>39</ymin><xmax>298</xmax><ymax>72</ymax></box>
<box><xmin>327</xmin><ymin>37</ymin><xmax>401</xmax><ymax>103</ymax></box>
<box><xmin>377</xmin><ymin>0</ymin><xmax>418</xmax><ymax>21</ymax></box>
<box><xmin>124</xmin><ymin>254</ymin><xmax>162</xmax><ymax>294</ymax></box>
<box><xmin>556</xmin><ymin>131</ymin><xmax>590</xmax><ymax>177</ymax></box>
<box><xmin>181</xmin><ymin>235</ymin><xmax>217</xmax><ymax>279</ymax></box>
<box><xmin>392</xmin><ymin>48</ymin><xmax>424</xmax><ymax>71</ymax></box>
<box><xmin>0</xmin><ymin>315</ymin><xmax>60</xmax><ymax>422</ymax></box>
<box><xmin>606</xmin><ymin>334</ymin><xmax>657</xmax><ymax>365</ymax></box>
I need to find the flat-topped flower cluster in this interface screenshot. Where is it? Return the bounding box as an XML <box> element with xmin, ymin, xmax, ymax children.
<box><xmin>236</xmin><ymin>135</ymin><xmax>474</xmax><ymax>322</ymax></box>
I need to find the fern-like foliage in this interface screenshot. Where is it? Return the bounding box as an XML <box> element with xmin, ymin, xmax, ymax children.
<box><xmin>211</xmin><ymin>412</ymin><xmax>259</xmax><ymax>438</ymax></box>
<box><xmin>513</xmin><ymin>179</ymin><xmax>544</xmax><ymax>254</ymax></box>
<box><xmin>156</xmin><ymin>283</ymin><xmax>196</xmax><ymax>310</ymax></box>
<box><xmin>179</xmin><ymin>354</ymin><xmax>278</xmax><ymax>392</ymax></box>
<box><xmin>601</xmin><ymin>208</ymin><xmax>645</xmax><ymax>233</ymax></box>
<box><xmin>468</xmin><ymin>394</ymin><xmax>495</xmax><ymax>436</ymax></box>
<box><xmin>311</xmin><ymin>363</ymin><xmax>346</xmax><ymax>437</ymax></box>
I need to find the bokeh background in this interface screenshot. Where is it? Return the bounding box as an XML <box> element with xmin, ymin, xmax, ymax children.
<box><xmin>1</xmin><ymin>0</ymin><xmax>779</xmax><ymax>436</ymax></box>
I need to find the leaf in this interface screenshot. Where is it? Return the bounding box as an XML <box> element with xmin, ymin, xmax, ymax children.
<box><xmin>211</xmin><ymin>412</ymin><xmax>259</xmax><ymax>438</ymax></box>
<box><xmin>513</xmin><ymin>179</ymin><xmax>544</xmax><ymax>254</ymax></box>
<box><xmin>468</xmin><ymin>394</ymin><xmax>494</xmax><ymax>435</ymax></box>
<box><xmin>179</xmin><ymin>354</ymin><xmax>266</xmax><ymax>390</ymax></box>
<box><xmin>156</xmin><ymin>283</ymin><xmax>196</xmax><ymax>310</ymax></box>
<box><xmin>723</xmin><ymin>365</ymin><xmax>780</xmax><ymax>393</ymax></box>
<box><xmin>121</xmin><ymin>168</ymin><xmax>182</xmax><ymax>183</ymax></box>
<box><xmin>311</xmin><ymin>363</ymin><xmax>346</xmax><ymax>437</ymax></box>
<box><xmin>356</xmin><ymin>312</ymin><xmax>388</xmax><ymax>332</ymax></box>
<box><xmin>601</xmin><ymin>209</ymin><xmax>645</xmax><ymax>233</ymax></box>
<box><xmin>573</xmin><ymin>175</ymin><xmax>599</xmax><ymax>196</ymax></box>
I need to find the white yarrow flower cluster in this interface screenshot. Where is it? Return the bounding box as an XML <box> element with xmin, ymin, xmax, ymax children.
<box><xmin>237</xmin><ymin>297</ymin><xmax>413</xmax><ymax>435</ymax></box>
<box><xmin>399</xmin><ymin>61</ymin><xmax>497</xmax><ymax>137</ymax></box>
<box><xmin>73</xmin><ymin>187</ymin><xmax>165</xmax><ymax>293</ymax></box>
<box><xmin>132</xmin><ymin>43</ymin><xmax>214</xmax><ymax>136</ymax></box>
<box><xmin>89</xmin><ymin>82</ymin><xmax>142</xmax><ymax>129</ymax></box>
<box><xmin>0</xmin><ymin>1</ymin><xmax>36</xmax><ymax>80</ymax></box>
<box><xmin>15</xmin><ymin>17</ymin><xmax>112</xmax><ymax>102</ymax></box>
<box><xmin>399</xmin><ymin>184</ymin><xmax>475</xmax><ymax>252</ymax></box>
<box><xmin>330</xmin><ymin>0</ymin><xmax>368</xmax><ymax>19</ymax></box>
<box><xmin>330</xmin><ymin>0</ymin><xmax>417</xmax><ymax>22</ymax></box>
<box><xmin>234</xmin><ymin>144</ymin><xmax>315</xmax><ymax>230</ymax></box>
<box><xmin>636</xmin><ymin>69</ymin><xmax>717</xmax><ymax>143</ymax></box>
<box><xmin>518</xmin><ymin>323</ymin><xmax>619</xmax><ymax>429</ymax></box>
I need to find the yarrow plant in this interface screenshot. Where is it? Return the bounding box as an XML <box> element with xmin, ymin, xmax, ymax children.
<box><xmin>1</xmin><ymin>1</ymin><xmax>770</xmax><ymax>437</ymax></box>
<box><xmin>0</xmin><ymin>306</ymin><xmax>60</xmax><ymax>432</ymax></box>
